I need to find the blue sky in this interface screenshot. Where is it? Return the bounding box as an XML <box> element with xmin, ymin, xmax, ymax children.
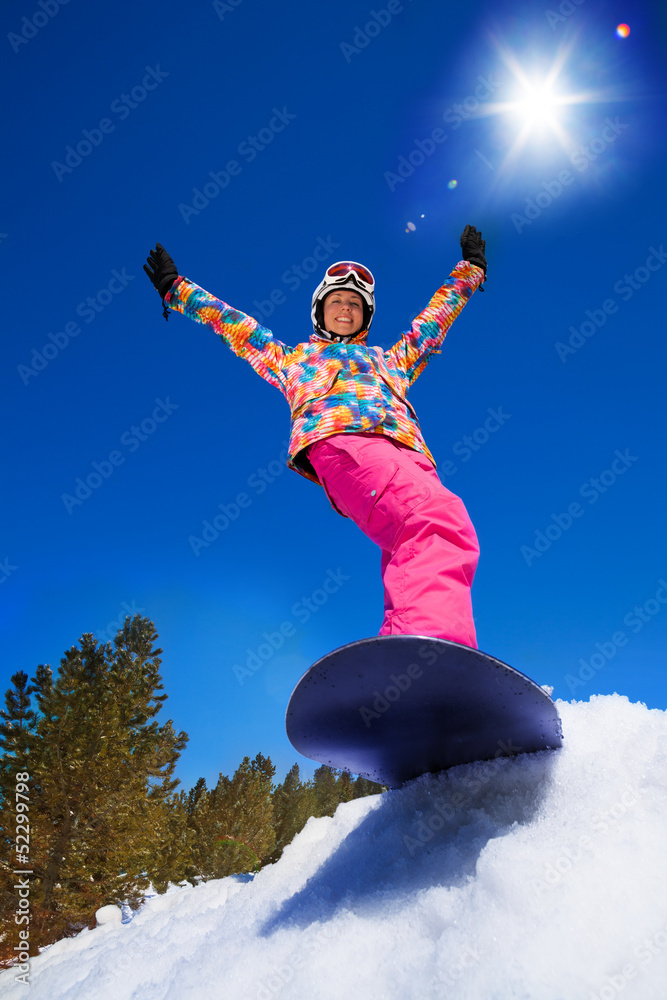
<box><xmin>2</xmin><ymin>0</ymin><xmax>666</xmax><ymax>791</ymax></box>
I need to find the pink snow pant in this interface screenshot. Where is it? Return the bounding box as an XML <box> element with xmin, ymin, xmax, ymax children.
<box><xmin>307</xmin><ymin>433</ymin><xmax>479</xmax><ymax>648</ymax></box>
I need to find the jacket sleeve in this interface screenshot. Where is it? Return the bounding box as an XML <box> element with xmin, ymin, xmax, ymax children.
<box><xmin>385</xmin><ymin>260</ymin><xmax>484</xmax><ymax>386</ymax></box>
<box><xmin>164</xmin><ymin>277</ymin><xmax>290</xmax><ymax>394</ymax></box>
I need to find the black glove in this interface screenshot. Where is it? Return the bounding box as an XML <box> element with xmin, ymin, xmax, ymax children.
<box><xmin>460</xmin><ymin>224</ymin><xmax>487</xmax><ymax>290</ymax></box>
<box><xmin>144</xmin><ymin>243</ymin><xmax>179</xmax><ymax>320</ymax></box>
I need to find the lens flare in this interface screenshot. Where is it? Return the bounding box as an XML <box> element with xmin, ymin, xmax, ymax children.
<box><xmin>448</xmin><ymin>179</ymin><xmax>458</xmax><ymax>189</ymax></box>
<box><xmin>474</xmin><ymin>35</ymin><xmax>622</xmax><ymax>183</ymax></box>
<box><xmin>616</xmin><ymin>23</ymin><xmax>630</xmax><ymax>38</ymax></box>
<box><xmin>405</xmin><ymin>221</ymin><xmax>416</xmax><ymax>232</ymax></box>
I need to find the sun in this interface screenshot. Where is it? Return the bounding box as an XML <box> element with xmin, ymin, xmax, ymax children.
<box><xmin>468</xmin><ymin>34</ymin><xmax>619</xmax><ymax>183</ymax></box>
<box><xmin>513</xmin><ymin>82</ymin><xmax>563</xmax><ymax>125</ymax></box>
<box><xmin>498</xmin><ymin>44</ymin><xmax>583</xmax><ymax>143</ymax></box>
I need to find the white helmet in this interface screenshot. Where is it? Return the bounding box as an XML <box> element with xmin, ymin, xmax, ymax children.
<box><xmin>311</xmin><ymin>261</ymin><xmax>375</xmax><ymax>336</ymax></box>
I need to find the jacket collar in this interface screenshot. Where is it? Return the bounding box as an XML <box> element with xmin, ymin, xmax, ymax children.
<box><xmin>311</xmin><ymin>328</ymin><xmax>369</xmax><ymax>346</ymax></box>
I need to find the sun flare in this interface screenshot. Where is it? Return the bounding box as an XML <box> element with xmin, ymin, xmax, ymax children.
<box><xmin>468</xmin><ymin>35</ymin><xmax>621</xmax><ymax>185</ymax></box>
<box><xmin>513</xmin><ymin>83</ymin><xmax>562</xmax><ymax>123</ymax></box>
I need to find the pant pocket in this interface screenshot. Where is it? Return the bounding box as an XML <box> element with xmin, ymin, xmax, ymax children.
<box><xmin>309</xmin><ymin>441</ymin><xmax>363</xmax><ymax>519</ymax></box>
<box><xmin>367</xmin><ymin>464</ymin><xmax>432</xmax><ymax>549</ymax></box>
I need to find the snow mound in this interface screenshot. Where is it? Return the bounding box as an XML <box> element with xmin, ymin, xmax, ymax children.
<box><xmin>2</xmin><ymin>695</ymin><xmax>667</xmax><ymax>1000</ymax></box>
<box><xmin>94</xmin><ymin>905</ymin><xmax>123</xmax><ymax>928</ymax></box>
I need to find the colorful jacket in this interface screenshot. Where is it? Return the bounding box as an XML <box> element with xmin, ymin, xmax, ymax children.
<box><xmin>164</xmin><ymin>260</ymin><xmax>483</xmax><ymax>494</ymax></box>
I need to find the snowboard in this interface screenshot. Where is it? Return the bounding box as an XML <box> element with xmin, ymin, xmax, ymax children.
<box><xmin>285</xmin><ymin>635</ymin><xmax>562</xmax><ymax>788</ymax></box>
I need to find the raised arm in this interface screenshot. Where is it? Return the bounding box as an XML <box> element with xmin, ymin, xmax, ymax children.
<box><xmin>385</xmin><ymin>225</ymin><xmax>487</xmax><ymax>385</ymax></box>
<box><xmin>144</xmin><ymin>243</ymin><xmax>289</xmax><ymax>394</ymax></box>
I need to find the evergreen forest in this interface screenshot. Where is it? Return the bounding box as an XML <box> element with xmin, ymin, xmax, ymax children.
<box><xmin>0</xmin><ymin>616</ymin><xmax>384</xmax><ymax>964</ymax></box>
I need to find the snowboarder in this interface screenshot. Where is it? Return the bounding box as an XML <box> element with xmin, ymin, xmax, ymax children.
<box><xmin>144</xmin><ymin>227</ymin><xmax>487</xmax><ymax>647</ymax></box>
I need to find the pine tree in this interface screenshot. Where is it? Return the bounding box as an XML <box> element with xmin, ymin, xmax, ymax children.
<box><xmin>187</xmin><ymin>754</ymin><xmax>277</xmax><ymax>881</ymax></box>
<box><xmin>268</xmin><ymin>763</ymin><xmax>316</xmax><ymax>864</ymax></box>
<box><xmin>0</xmin><ymin>671</ymin><xmax>37</xmax><ymax>775</ymax></box>
<box><xmin>188</xmin><ymin>776</ymin><xmax>208</xmax><ymax>815</ymax></box>
<box><xmin>250</xmin><ymin>752</ymin><xmax>276</xmax><ymax>790</ymax></box>
<box><xmin>352</xmin><ymin>775</ymin><xmax>386</xmax><ymax>798</ymax></box>
<box><xmin>310</xmin><ymin>765</ymin><xmax>385</xmax><ymax>817</ymax></box>
<box><xmin>0</xmin><ymin>615</ymin><xmax>188</xmax><ymax>957</ymax></box>
<box><xmin>337</xmin><ymin>770</ymin><xmax>354</xmax><ymax>802</ymax></box>
<box><xmin>141</xmin><ymin>789</ymin><xmax>193</xmax><ymax>894</ymax></box>
<box><xmin>0</xmin><ymin>671</ymin><xmax>39</xmax><ymax>961</ymax></box>
<box><xmin>312</xmin><ymin>765</ymin><xmax>343</xmax><ymax>816</ymax></box>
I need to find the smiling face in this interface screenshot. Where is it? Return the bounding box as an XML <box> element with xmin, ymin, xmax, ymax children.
<box><xmin>322</xmin><ymin>289</ymin><xmax>365</xmax><ymax>336</ymax></box>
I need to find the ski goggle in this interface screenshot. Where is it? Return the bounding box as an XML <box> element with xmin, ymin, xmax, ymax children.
<box><xmin>325</xmin><ymin>261</ymin><xmax>375</xmax><ymax>293</ymax></box>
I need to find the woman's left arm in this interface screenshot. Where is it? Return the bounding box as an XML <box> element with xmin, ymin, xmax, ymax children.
<box><xmin>386</xmin><ymin>258</ymin><xmax>484</xmax><ymax>386</ymax></box>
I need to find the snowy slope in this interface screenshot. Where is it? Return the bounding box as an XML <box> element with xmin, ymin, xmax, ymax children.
<box><xmin>2</xmin><ymin>695</ymin><xmax>667</xmax><ymax>1000</ymax></box>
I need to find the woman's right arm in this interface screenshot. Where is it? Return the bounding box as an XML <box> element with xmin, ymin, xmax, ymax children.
<box><xmin>145</xmin><ymin>243</ymin><xmax>289</xmax><ymax>394</ymax></box>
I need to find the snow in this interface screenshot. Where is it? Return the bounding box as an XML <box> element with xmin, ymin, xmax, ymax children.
<box><xmin>94</xmin><ymin>906</ymin><xmax>123</xmax><ymax>928</ymax></box>
<box><xmin>3</xmin><ymin>694</ymin><xmax>667</xmax><ymax>1000</ymax></box>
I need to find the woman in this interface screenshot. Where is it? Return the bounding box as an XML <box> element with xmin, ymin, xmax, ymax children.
<box><xmin>144</xmin><ymin>226</ymin><xmax>487</xmax><ymax>647</ymax></box>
